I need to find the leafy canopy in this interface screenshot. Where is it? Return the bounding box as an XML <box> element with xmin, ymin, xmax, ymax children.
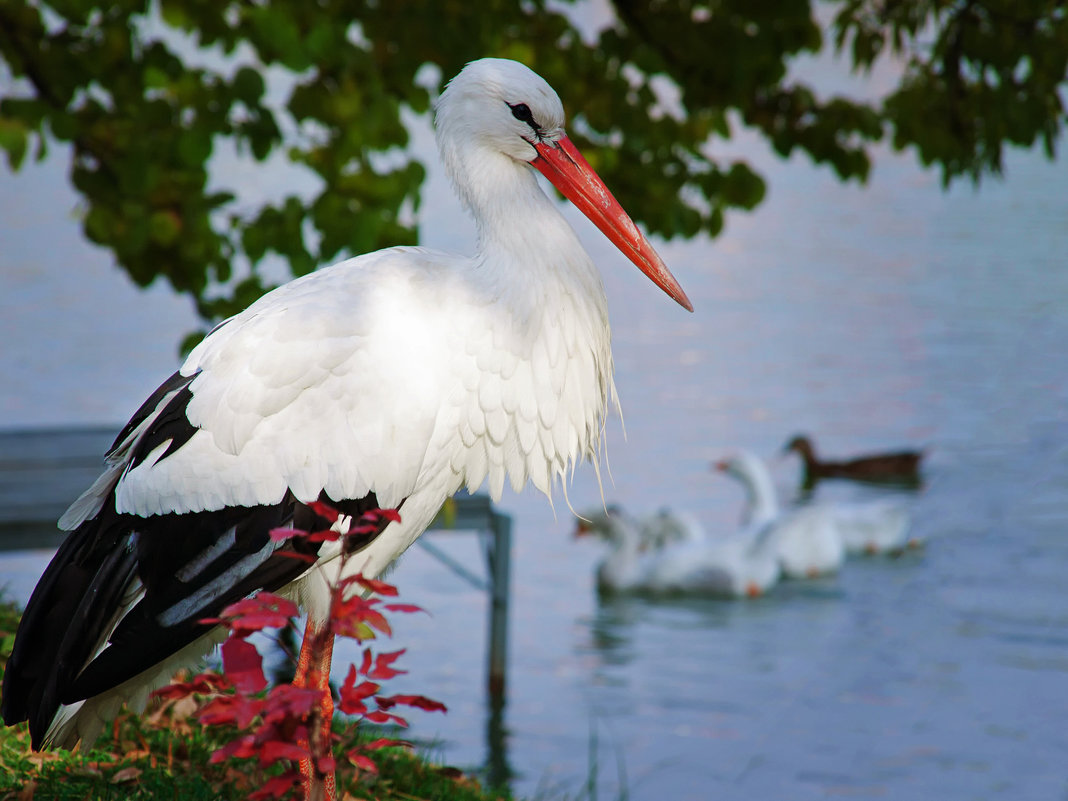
<box><xmin>1</xmin><ymin>0</ymin><xmax>1064</xmax><ymax>344</ymax></box>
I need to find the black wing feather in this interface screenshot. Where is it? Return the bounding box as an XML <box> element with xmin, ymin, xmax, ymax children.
<box><xmin>106</xmin><ymin>370</ymin><xmax>195</xmax><ymax>458</ymax></box>
<box><xmin>126</xmin><ymin>381</ymin><xmax>199</xmax><ymax>470</ymax></box>
<box><xmin>2</xmin><ymin>367</ymin><xmax>399</xmax><ymax>749</ymax></box>
<box><xmin>1</xmin><ymin>503</ymin><xmax>135</xmax><ymax>735</ymax></box>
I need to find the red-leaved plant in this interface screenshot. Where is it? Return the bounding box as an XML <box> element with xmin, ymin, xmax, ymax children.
<box><xmin>154</xmin><ymin>503</ymin><xmax>446</xmax><ymax>800</ymax></box>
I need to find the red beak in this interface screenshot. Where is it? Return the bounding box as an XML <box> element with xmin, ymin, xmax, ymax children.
<box><xmin>532</xmin><ymin>136</ymin><xmax>693</xmax><ymax>313</ymax></box>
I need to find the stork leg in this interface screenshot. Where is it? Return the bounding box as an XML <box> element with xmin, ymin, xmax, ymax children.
<box><xmin>294</xmin><ymin>617</ymin><xmax>336</xmax><ymax>801</ymax></box>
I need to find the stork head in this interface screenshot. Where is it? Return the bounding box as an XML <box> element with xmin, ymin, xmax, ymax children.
<box><xmin>437</xmin><ymin>58</ymin><xmax>566</xmax><ymax>163</ymax></box>
<box><xmin>436</xmin><ymin>58</ymin><xmax>693</xmax><ymax>313</ymax></box>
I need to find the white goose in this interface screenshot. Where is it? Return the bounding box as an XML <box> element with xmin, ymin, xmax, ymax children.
<box><xmin>638</xmin><ymin>507</ymin><xmax>707</xmax><ymax>551</ymax></box>
<box><xmin>715</xmin><ymin>451</ymin><xmax>845</xmax><ymax>579</ymax></box>
<box><xmin>576</xmin><ymin>506</ymin><xmax>780</xmax><ymax>598</ymax></box>
<box><xmin>828</xmin><ymin>500</ymin><xmax>916</xmax><ymax>555</ymax></box>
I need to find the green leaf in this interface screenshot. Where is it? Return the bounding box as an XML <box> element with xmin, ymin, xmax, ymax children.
<box><xmin>0</xmin><ymin>118</ymin><xmax>28</xmax><ymax>170</ymax></box>
<box><xmin>1</xmin><ymin>0</ymin><xmax>1064</xmax><ymax>337</ymax></box>
<box><xmin>231</xmin><ymin>67</ymin><xmax>264</xmax><ymax>105</ymax></box>
<box><xmin>248</xmin><ymin>6</ymin><xmax>309</xmax><ymax>71</ymax></box>
<box><xmin>723</xmin><ymin>162</ymin><xmax>766</xmax><ymax>210</ymax></box>
<box><xmin>149</xmin><ymin>210</ymin><xmax>182</xmax><ymax>246</ymax></box>
<box><xmin>178</xmin><ymin>129</ymin><xmax>213</xmax><ymax>167</ymax></box>
<box><xmin>143</xmin><ymin>66</ymin><xmax>171</xmax><ymax>90</ymax></box>
<box><xmin>84</xmin><ymin>204</ymin><xmax>115</xmax><ymax>246</ymax></box>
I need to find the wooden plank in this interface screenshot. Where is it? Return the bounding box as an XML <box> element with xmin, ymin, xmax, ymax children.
<box><xmin>0</xmin><ymin>427</ymin><xmax>114</xmax><ymax>547</ymax></box>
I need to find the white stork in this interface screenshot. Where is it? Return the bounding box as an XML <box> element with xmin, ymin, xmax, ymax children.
<box><xmin>1</xmin><ymin>57</ymin><xmax>691</xmax><ymax>764</ymax></box>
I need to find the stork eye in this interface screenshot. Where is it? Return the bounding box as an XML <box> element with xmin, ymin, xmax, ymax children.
<box><xmin>507</xmin><ymin>102</ymin><xmax>541</xmax><ymax>133</ymax></box>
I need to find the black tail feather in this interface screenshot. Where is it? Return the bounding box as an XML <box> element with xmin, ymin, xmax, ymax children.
<box><xmin>2</xmin><ymin>486</ymin><xmax>395</xmax><ymax>750</ymax></box>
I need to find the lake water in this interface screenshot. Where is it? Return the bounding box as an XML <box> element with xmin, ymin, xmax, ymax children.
<box><xmin>2</xmin><ymin>71</ymin><xmax>1068</xmax><ymax>801</ymax></box>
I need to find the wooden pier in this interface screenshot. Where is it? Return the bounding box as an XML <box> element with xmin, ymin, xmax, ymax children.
<box><xmin>0</xmin><ymin>425</ymin><xmax>512</xmax><ymax>704</ymax></box>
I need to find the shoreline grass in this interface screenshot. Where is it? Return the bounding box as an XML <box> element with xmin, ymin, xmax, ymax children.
<box><xmin>0</xmin><ymin>597</ymin><xmax>509</xmax><ymax>801</ymax></box>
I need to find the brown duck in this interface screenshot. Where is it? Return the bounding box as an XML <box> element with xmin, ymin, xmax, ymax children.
<box><xmin>783</xmin><ymin>434</ymin><xmax>924</xmax><ymax>490</ymax></box>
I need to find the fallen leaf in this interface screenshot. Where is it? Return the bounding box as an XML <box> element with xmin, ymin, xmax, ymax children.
<box><xmin>110</xmin><ymin>766</ymin><xmax>142</xmax><ymax>783</ymax></box>
<box><xmin>25</xmin><ymin>752</ymin><xmax>61</xmax><ymax>769</ymax></box>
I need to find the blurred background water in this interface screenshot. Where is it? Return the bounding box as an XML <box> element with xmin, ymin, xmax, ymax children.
<box><xmin>2</xmin><ymin>65</ymin><xmax>1067</xmax><ymax>801</ymax></box>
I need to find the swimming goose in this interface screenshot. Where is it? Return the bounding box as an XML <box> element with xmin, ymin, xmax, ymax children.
<box><xmin>715</xmin><ymin>451</ymin><xmax>845</xmax><ymax>579</ymax></box>
<box><xmin>575</xmin><ymin>506</ymin><xmax>779</xmax><ymax>598</ymax></box>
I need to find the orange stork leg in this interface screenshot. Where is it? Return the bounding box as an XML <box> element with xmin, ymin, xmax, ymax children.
<box><xmin>293</xmin><ymin>617</ymin><xmax>337</xmax><ymax>801</ymax></box>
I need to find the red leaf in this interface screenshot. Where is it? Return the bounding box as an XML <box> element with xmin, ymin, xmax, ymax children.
<box><xmin>336</xmin><ymin>574</ymin><xmax>372</xmax><ymax>593</ymax></box>
<box><xmin>353</xmin><ymin>575</ymin><xmax>399</xmax><ymax>596</ymax></box>
<box><xmin>217</xmin><ymin>593</ymin><xmax>298</xmax><ymax>635</ymax></box>
<box><xmin>269</xmin><ymin>526</ymin><xmax>303</xmax><ymax>542</ymax></box>
<box><xmin>248</xmin><ymin>771</ymin><xmax>301</xmax><ymax>800</ymax></box>
<box><xmin>363</xmin><ymin>608</ymin><xmax>391</xmax><ymax>635</ymax></box>
<box><xmin>316</xmin><ymin>754</ymin><xmax>337</xmax><ymax>774</ymax></box>
<box><xmin>260</xmin><ymin>740</ymin><xmax>309</xmax><ymax>766</ymax></box>
<box><xmin>365</xmin><ymin>508</ymin><xmax>401</xmax><ymax>524</ymax></box>
<box><xmin>339</xmin><ymin>666</ymin><xmax>380</xmax><ymax>715</ymax></box>
<box><xmin>276</xmin><ymin>551</ymin><xmax>317</xmax><ymax>564</ymax></box>
<box><xmin>340</xmin><ymin>663</ymin><xmax>359</xmax><ymax>690</ymax></box>
<box><xmin>384</xmin><ymin>603</ymin><xmax>424</xmax><ymax>614</ymax></box>
<box><xmin>222</xmin><ymin>637</ymin><xmax>266</xmax><ymax>693</ymax></box>
<box><xmin>347</xmin><ymin>753</ymin><xmax>379</xmax><ymax>774</ymax></box>
<box><xmin>368</xmin><ymin>649</ymin><xmax>407</xmax><ymax>680</ymax></box>
<box><xmin>338</xmin><ymin>665</ymin><xmax>365</xmax><ymax>713</ymax></box>
<box><xmin>209</xmin><ymin>734</ymin><xmax>259</xmax><ymax>763</ymax></box>
<box><xmin>262</xmin><ymin>684</ymin><xmax>322</xmax><ymax>723</ymax></box>
<box><xmin>199</xmin><ymin>695</ymin><xmax>264</xmax><ymax>728</ymax></box>
<box><xmin>377</xmin><ymin>694</ymin><xmax>447</xmax><ymax>713</ymax></box>
<box><xmin>363</xmin><ymin>710</ymin><xmax>407</xmax><ymax>726</ymax></box>
<box><xmin>333</xmin><ymin>596</ymin><xmax>392</xmax><ymax>639</ymax></box>
<box><xmin>358</xmin><ymin>648</ymin><xmax>373</xmax><ymax>677</ymax></box>
<box><xmin>340</xmin><ymin>697</ymin><xmax>368</xmax><ymax>716</ymax></box>
<box><xmin>334</xmin><ymin>615</ymin><xmax>384</xmax><ymax>642</ymax></box>
<box><xmin>350</xmin><ymin>681</ymin><xmax>381</xmax><ymax>701</ymax></box>
<box><xmin>307</xmin><ymin>500</ymin><xmax>339</xmax><ymax>523</ymax></box>
<box><xmin>305</xmin><ymin>528</ymin><xmax>341</xmax><ymax>543</ymax></box>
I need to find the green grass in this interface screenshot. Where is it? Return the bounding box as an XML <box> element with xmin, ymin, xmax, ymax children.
<box><xmin>0</xmin><ymin>598</ymin><xmax>509</xmax><ymax>801</ymax></box>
